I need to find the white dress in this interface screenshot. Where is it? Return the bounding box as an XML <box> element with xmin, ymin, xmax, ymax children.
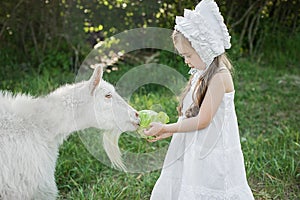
<box><xmin>150</xmin><ymin>69</ymin><xmax>254</xmax><ymax>200</ymax></box>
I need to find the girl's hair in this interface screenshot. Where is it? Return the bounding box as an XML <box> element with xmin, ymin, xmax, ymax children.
<box><xmin>172</xmin><ymin>30</ymin><xmax>233</xmax><ymax>118</ymax></box>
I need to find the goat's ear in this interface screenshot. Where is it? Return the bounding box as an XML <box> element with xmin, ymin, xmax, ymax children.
<box><xmin>89</xmin><ymin>65</ymin><xmax>103</xmax><ymax>96</ymax></box>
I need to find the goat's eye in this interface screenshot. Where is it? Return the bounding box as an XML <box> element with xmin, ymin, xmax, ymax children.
<box><xmin>105</xmin><ymin>93</ymin><xmax>112</xmax><ymax>98</ymax></box>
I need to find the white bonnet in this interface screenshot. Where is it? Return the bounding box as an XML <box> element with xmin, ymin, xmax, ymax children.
<box><xmin>174</xmin><ymin>0</ymin><xmax>231</xmax><ymax>68</ymax></box>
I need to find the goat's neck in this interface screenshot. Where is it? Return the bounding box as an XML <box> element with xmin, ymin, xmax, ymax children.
<box><xmin>26</xmin><ymin>82</ymin><xmax>93</xmax><ymax>144</ymax></box>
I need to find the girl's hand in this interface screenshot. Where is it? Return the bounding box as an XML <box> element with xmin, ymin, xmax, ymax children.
<box><xmin>147</xmin><ymin>132</ymin><xmax>173</xmax><ymax>142</ymax></box>
<box><xmin>144</xmin><ymin>122</ymin><xmax>164</xmax><ymax>136</ymax></box>
<box><xmin>144</xmin><ymin>122</ymin><xmax>173</xmax><ymax>142</ymax></box>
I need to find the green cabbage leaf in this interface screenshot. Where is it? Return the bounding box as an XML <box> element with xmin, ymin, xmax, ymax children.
<box><xmin>137</xmin><ymin>110</ymin><xmax>169</xmax><ymax>139</ymax></box>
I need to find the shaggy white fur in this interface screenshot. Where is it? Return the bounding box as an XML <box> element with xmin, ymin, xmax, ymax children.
<box><xmin>0</xmin><ymin>66</ymin><xmax>139</xmax><ymax>200</ymax></box>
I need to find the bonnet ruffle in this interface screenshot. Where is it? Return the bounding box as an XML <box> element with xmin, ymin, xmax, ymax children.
<box><xmin>174</xmin><ymin>0</ymin><xmax>231</xmax><ymax>68</ymax></box>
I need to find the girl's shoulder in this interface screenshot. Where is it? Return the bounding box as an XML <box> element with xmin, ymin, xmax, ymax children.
<box><xmin>211</xmin><ymin>67</ymin><xmax>234</xmax><ymax>93</ymax></box>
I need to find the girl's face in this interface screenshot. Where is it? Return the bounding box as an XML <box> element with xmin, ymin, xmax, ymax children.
<box><xmin>175</xmin><ymin>42</ymin><xmax>206</xmax><ymax>70</ymax></box>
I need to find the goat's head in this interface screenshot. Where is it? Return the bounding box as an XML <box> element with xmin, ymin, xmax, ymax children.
<box><xmin>88</xmin><ymin>65</ymin><xmax>140</xmax><ymax>132</ymax></box>
<box><xmin>87</xmin><ymin>65</ymin><xmax>140</xmax><ymax>170</ymax></box>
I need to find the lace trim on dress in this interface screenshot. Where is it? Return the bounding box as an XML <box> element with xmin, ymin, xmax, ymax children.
<box><xmin>188</xmin><ymin>68</ymin><xmax>203</xmax><ymax>86</ymax></box>
<box><xmin>180</xmin><ymin>185</ymin><xmax>252</xmax><ymax>200</ymax></box>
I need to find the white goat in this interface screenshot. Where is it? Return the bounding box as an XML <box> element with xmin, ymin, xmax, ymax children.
<box><xmin>0</xmin><ymin>66</ymin><xmax>139</xmax><ymax>200</ymax></box>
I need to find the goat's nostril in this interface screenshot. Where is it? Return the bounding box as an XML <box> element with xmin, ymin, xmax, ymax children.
<box><xmin>135</xmin><ymin>112</ymin><xmax>139</xmax><ymax>117</ymax></box>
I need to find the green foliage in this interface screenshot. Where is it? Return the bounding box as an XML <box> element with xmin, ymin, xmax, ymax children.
<box><xmin>258</xmin><ymin>31</ymin><xmax>300</xmax><ymax>69</ymax></box>
<box><xmin>1</xmin><ymin>0</ymin><xmax>299</xmax><ymax>71</ymax></box>
<box><xmin>157</xmin><ymin>50</ymin><xmax>190</xmax><ymax>78</ymax></box>
<box><xmin>38</xmin><ymin>51</ymin><xmax>73</xmax><ymax>72</ymax></box>
<box><xmin>0</xmin><ymin>48</ymin><xmax>75</xmax><ymax>95</ymax></box>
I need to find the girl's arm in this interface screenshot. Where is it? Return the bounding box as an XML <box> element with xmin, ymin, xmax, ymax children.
<box><xmin>145</xmin><ymin>72</ymin><xmax>230</xmax><ymax>140</ymax></box>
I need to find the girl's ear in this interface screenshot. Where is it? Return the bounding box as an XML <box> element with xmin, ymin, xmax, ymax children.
<box><xmin>89</xmin><ymin>65</ymin><xmax>103</xmax><ymax>96</ymax></box>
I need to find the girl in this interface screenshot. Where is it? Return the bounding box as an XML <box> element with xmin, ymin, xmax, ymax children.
<box><xmin>144</xmin><ymin>0</ymin><xmax>254</xmax><ymax>199</ymax></box>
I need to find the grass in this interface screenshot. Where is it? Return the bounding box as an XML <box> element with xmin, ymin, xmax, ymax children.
<box><xmin>1</xmin><ymin>37</ymin><xmax>299</xmax><ymax>199</ymax></box>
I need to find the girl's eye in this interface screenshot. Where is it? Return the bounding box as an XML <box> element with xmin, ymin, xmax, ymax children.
<box><xmin>105</xmin><ymin>93</ymin><xmax>112</xmax><ymax>98</ymax></box>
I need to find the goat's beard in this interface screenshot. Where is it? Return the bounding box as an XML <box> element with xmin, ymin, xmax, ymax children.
<box><xmin>102</xmin><ymin>128</ymin><xmax>126</xmax><ymax>171</ymax></box>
